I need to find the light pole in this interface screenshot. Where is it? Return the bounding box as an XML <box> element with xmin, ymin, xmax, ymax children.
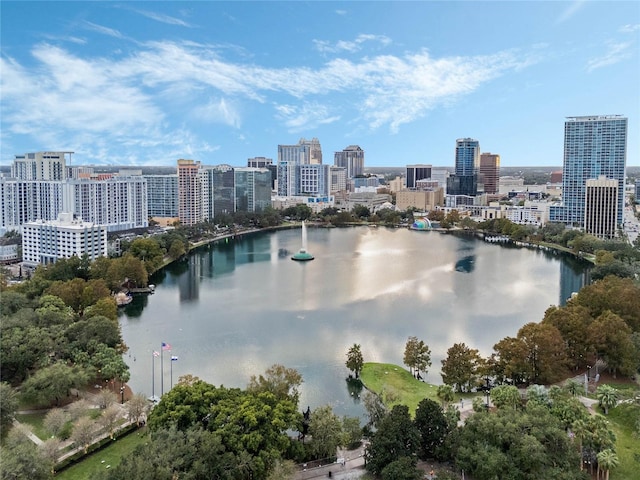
<box><xmin>120</xmin><ymin>386</ymin><xmax>125</xmax><ymax>404</ymax></box>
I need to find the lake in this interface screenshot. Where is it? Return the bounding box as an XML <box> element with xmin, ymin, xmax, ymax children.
<box><xmin>119</xmin><ymin>226</ymin><xmax>589</xmax><ymax>417</ymax></box>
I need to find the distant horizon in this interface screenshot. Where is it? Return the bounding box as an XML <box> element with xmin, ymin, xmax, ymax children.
<box><xmin>1</xmin><ymin>2</ymin><xmax>638</xmax><ymax>168</ymax></box>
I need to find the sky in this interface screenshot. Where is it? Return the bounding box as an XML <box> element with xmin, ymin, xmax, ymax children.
<box><xmin>1</xmin><ymin>1</ymin><xmax>639</xmax><ymax>169</ymax></box>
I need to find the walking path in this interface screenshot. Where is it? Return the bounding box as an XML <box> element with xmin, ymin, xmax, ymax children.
<box><xmin>12</xmin><ymin>419</ymin><xmax>44</xmax><ymax>445</ymax></box>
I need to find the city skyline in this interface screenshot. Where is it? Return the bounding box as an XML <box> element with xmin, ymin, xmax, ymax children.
<box><xmin>1</xmin><ymin>1</ymin><xmax>638</xmax><ymax>168</ymax></box>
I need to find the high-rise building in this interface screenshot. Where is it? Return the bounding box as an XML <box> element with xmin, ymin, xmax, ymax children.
<box><xmin>479</xmin><ymin>153</ymin><xmax>500</xmax><ymax>194</ymax></box>
<box><xmin>177</xmin><ymin>159</ymin><xmax>204</xmax><ymax>226</ymax></box>
<box><xmin>550</xmin><ymin>115</ymin><xmax>627</xmax><ymax>227</ymax></box>
<box><xmin>584</xmin><ymin>177</ymin><xmax>618</xmax><ymax>239</ymax></box>
<box><xmin>145</xmin><ymin>175</ymin><xmax>179</xmax><ymax>220</ymax></box>
<box><xmin>203</xmin><ymin>165</ymin><xmax>235</xmax><ymax>219</ymax></box>
<box><xmin>302</xmin><ymin>138</ymin><xmax>323</xmax><ymax>164</ymax></box>
<box><xmin>248</xmin><ymin>157</ymin><xmax>277</xmax><ymax>190</ymax></box>
<box><xmin>334</xmin><ymin>145</ymin><xmax>365</xmax><ymax>178</ymax></box>
<box><xmin>277</xmin><ymin>138</ymin><xmax>325</xmax><ymax>197</ymax></box>
<box><xmin>447</xmin><ymin>139</ymin><xmax>480</xmax><ymax>196</ymax></box>
<box><xmin>329</xmin><ymin>166</ymin><xmax>347</xmax><ymax>193</ymax></box>
<box><xmin>406</xmin><ymin>165</ymin><xmax>432</xmax><ymax>189</ymax></box>
<box><xmin>22</xmin><ymin>212</ymin><xmax>107</xmax><ymax>266</ymax></box>
<box><xmin>234</xmin><ymin>168</ymin><xmax>272</xmax><ymax>213</ymax></box>
<box><xmin>11</xmin><ymin>152</ymin><xmax>72</xmax><ymax>181</ymax></box>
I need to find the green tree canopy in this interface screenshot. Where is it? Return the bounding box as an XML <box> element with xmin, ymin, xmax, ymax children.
<box><xmin>440</xmin><ymin>342</ymin><xmax>482</xmax><ymax>392</ymax></box>
<box><xmin>414</xmin><ymin>398</ymin><xmax>449</xmax><ymax>460</ymax></box>
<box><xmin>345</xmin><ymin>344</ymin><xmax>364</xmax><ymax>379</ymax></box>
<box><xmin>403</xmin><ymin>336</ymin><xmax>431</xmax><ymax>377</ymax></box>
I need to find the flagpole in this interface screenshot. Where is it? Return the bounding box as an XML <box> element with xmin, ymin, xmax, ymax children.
<box><xmin>160</xmin><ymin>344</ymin><xmax>164</xmax><ymax>396</ymax></box>
<box><xmin>151</xmin><ymin>351</ymin><xmax>155</xmax><ymax>399</ymax></box>
<box><xmin>171</xmin><ymin>359</ymin><xmax>173</xmax><ymax>389</ymax></box>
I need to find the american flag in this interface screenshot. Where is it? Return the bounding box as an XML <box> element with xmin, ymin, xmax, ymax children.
<box><xmin>153</xmin><ymin>351</ymin><xmax>160</xmax><ymax>357</ymax></box>
<box><xmin>161</xmin><ymin>342</ymin><xmax>171</xmax><ymax>351</ymax></box>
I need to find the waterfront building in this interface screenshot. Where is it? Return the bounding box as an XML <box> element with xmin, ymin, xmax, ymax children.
<box><xmin>430</xmin><ymin>167</ymin><xmax>450</xmax><ymax>193</ymax></box>
<box><xmin>396</xmin><ymin>188</ymin><xmax>444</xmax><ymax>212</ymax></box>
<box><xmin>346</xmin><ymin>192</ymin><xmax>392</xmax><ymax>212</ymax></box>
<box><xmin>63</xmin><ymin>175</ymin><xmax>148</xmax><ymax>232</ymax></box>
<box><xmin>277</xmin><ymin>138</ymin><xmax>324</xmax><ymax>196</ymax></box>
<box><xmin>22</xmin><ymin>212</ymin><xmax>107</xmax><ymax>266</ymax></box>
<box><xmin>584</xmin><ymin>176</ymin><xmax>618</xmax><ymax>239</ymax></box>
<box><xmin>177</xmin><ymin>159</ymin><xmax>205</xmax><ymax>226</ymax></box>
<box><xmin>549</xmin><ymin>115</ymin><xmax>627</xmax><ymax>228</ymax></box>
<box><xmin>479</xmin><ymin>153</ymin><xmax>500</xmax><ymax>194</ymax></box>
<box><xmin>334</xmin><ymin>145</ymin><xmax>365</xmax><ymax>178</ymax></box>
<box><xmin>406</xmin><ymin>164</ymin><xmax>432</xmax><ymax>189</ymax></box>
<box><xmin>145</xmin><ymin>174</ymin><xmax>179</xmax><ymax>225</ymax></box>
<box><xmin>11</xmin><ymin>151</ymin><xmax>71</xmax><ymax>181</ymax></box>
<box><xmin>234</xmin><ymin>168</ymin><xmax>272</xmax><ymax>213</ymax></box>
<box><xmin>248</xmin><ymin>157</ymin><xmax>277</xmax><ymax>190</ymax></box>
<box><xmin>202</xmin><ymin>165</ymin><xmax>235</xmax><ymax>219</ymax></box>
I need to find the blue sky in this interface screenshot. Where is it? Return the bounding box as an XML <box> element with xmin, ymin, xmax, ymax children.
<box><xmin>1</xmin><ymin>1</ymin><xmax>638</xmax><ymax>168</ymax></box>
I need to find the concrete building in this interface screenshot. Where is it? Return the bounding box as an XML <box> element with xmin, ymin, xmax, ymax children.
<box><xmin>550</xmin><ymin>115</ymin><xmax>627</xmax><ymax>228</ymax></box>
<box><xmin>298</xmin><ymin>164</ymin><xmax>331</xmax><ymax>197</ymax></box>
<box><xmin>388</xmin><ymin>176</ymin><xmax>405</xmax><ymax>193</ymax></box>
<box><xmin>396</xmin><ymin>188</ymin><xmax>444</xmax><ymax>212</ymax></box>
<box><xmin>430</xmin><ymin>167</ymin><xmax>450</xmax><ymax>193</ymax></box>
<box><xmin>11</xmin><ymin>152</ymin><xmax>72</xmax><ymax>181</ymax></box>
<box><xmin>177</xmin><ymin>159</ymin><xmax>205</xmax><ymax>226</ymax></box>
<box><xmin>479</xmin><ymin>153</ymin><xmax>500</xmax><ymax>194</ymax></box>
<box><xmin>330</xmin><ymin>166</ymin><xmax>347</xmax><ymax>193</ymax></box>
<box><xmin>22</xmin><ymin>213</ymin><xmax>107</xmax><ymax>266</ymax></box>
<box><xmin>346</xmin><ymin>192</ymin><xmax>392</xmax><ymax>212</ymax></box>
<box><xmin>635</xmin><ymin>179</ymin><xmax>640</xmax><ymax>204</ymax></box>
<box><xmin>406</xmin><ymin>164</ymin><xmax>432</xmax><ymax>189</ymax></box>
<box><xmin>584</xmin><ymin>176</ymin><xmax>618</xmax><ymax>239</ymax></box>
<box><xmin>145</xmin><ymin>174</ymin><xmax>179</xmax><ymax>226</ymax></box>
<box><xmin>334</xmin><ymin>145</ymin><xmax>365</xmax><ymax>178</ymax></box>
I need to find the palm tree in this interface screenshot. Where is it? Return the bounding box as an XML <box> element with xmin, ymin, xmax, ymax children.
<box><xmin>571</xmin><ymin>419</ymin><xmax>589</xmax><ymax>471</ymax></box>
<box><xmin>596</xmin><ymin>449</ymin><xmax>619</xmax><ymax>480</ymax></box>
<box><xmin>564</xmin><ymin>378</ymin><xmax>582</xmax><ymax>397</ymax></box>
<box><xmin>596</xmin><ymin>385</ymin><xmax>619</xmax><ymax>415</ymax></box>
<box><xmin>437</xmin><ymin>384</ymin><xmax>455</xmax><ymax>408</ymax></box>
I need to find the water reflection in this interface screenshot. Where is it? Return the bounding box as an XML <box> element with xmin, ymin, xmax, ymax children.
<box><xmin>120</xmin><ymin>227</ymin><xmax>589</xmax><ymax>418</ymax></box>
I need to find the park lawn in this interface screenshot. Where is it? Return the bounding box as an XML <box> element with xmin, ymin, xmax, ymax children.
<box><xmin>608</xmin><ymin>403</ymin><xmax>640</xmax><ymax>480</ymax></box>
<box><xmin>360</xmin><ymin>363</ymin><xmax>440</xmax><ymax>415</ymax></box>
<box><xmin>55</xmin><ymin>428</ymin><xmax>148</xmax><ymax>480</ymax></box>
<box><xmin>15</xmin><ymin>412</ymin><xmax>49</xmax><ymax>441</ymax></box>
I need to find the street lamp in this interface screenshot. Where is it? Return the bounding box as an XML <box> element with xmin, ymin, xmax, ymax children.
<box><xmin>484</xmin><ymin>377</ymin><xmax>491</xmax><ymax>410</ymax></box>
<box><xmin>120</xmin><ymin>386</ymin><xmax>125</xmax><ymax>404</ymax></box>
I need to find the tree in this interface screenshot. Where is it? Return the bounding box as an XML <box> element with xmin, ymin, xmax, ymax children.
<box><xmin>516</xmin><ymin>322</ymin><xmax>568</xmax><ymax>384</ymax></box>
<box><xmin>247</xmin><ymin>363</ymin><xmax>303</xmax><ymax>404</ymax></box>
<box><xmin>596</xmin><ymin>385</ymin><xmax>619</xmax><ymax>415</ymax></box>
<box><xmin>542</xmin><ymin>304</ymin><xmax>593</xmax><ymax>370</ymax></box>
<box><xmin>126</xmin><ymin>393</ymin><xmax>149</xmax><ymax>426</ymax></box>
<box><xmin>67</xmin><ymin>399</ymin><xmax>92</xmax><ymax>421</ymax></box>
<box><xmin>362</xmin><ymin>390</ymin><xmax>386</xmax><ymax>429</ymax></box>
<box><xmin>345</xmin><ymin>344</ymin><xmax>364</xmax><ymax>379</ymax></box>
<box><xmin>1</xmin><ymin>429</ymin><xmax>52</xmax><ymax>480</ymax></box>
<box><xmin>365</xmin><ymin>405</ymin><xmax>420</xmax><ymax>476</ymax></box>
<box><xmin>596</xmin><ymin>449</ymin><xmax>619</xmax><ymax>480</ymax></box>
<box><xmin>403</xmin><ymin>336</ymin><xmax>431</xmax><ymax>377</ymax></box>
<box><xmin>587</xmin><ymin>311</ymin><xmax>635</xmax><ymax>378</ymax></box>
<box><xmin>266</xmin><ymin>459</ymin><xmax>296</xmax><ymax>480</ymax></box>
<box><xmin>490</xmin><ymin>385</ymin><xmax>521</xmax><ymax>409</ymax></box>
<box><xmin>168</xmin><ymin>239</ymin><xmax>187</xmax><ymax>259</ymax></box>
<box><xmin>440</xmin><ymin>342</ymin><xmax>482</xmax><ymax>392</ymax></box>
<box><xmin>454</xmin><ymin>406</ymin><xmax>584</xmax><ymax>480</ymax></box>
<box><xmin>414</xmin><ymin>398</ymin><xmax>449</xmax><ymax>460</ymax></box>
<box><xmin>436</xmin><ymin>384</ymin><xmax>455</xmax><ymax>407</ymax></box>
<box><xmin>71</xmin><ymin>416</ymin><xmax>96</xmax><ymax>453</ymax></box>
<box><xmin>128</xmin><ymin>238</ymin><xmax>165</xmax><ymax>274</ymax></box>
<box><xmin>308</xmin><ymin>405</ymin><xmax>343</xmax><ymax>459</ymax></box>
<box><xmin>43</xmin><ymin>408</ymin><xmax>69</xmax><ymax>438</ymax></box>
<box><xmin>0</xmin><ymin>382</ymin><xmax>19</xmax><ymax>437</ymax></box>
<box><xmin>20</xmin><ymin>362</ymin><xmax>88</xmax><ymax>407</ymax></box>
<box><xmin>380</xmin><ymin>456</ymin><xmax>423</xmax><ymax>480</ymax></box>
<box><xmin>341</xmin><ymin>416</ymin><xmax>362</xmax><ymax>448</ymax></box>
<box><xmin>98</xmin><ymin>404</ymin><xmax>121</xmax><ymax>439</ymax></box>
<box><xmin>39</xmin><ymin>437</ymin><xmax>63</xmax><ymax>469</ymax></box>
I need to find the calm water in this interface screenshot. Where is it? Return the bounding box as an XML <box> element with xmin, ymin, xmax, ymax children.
<box><xmin>119</xmin><ymin>227</ymin><xmax>589</xmax><ymax>417</ymax></box>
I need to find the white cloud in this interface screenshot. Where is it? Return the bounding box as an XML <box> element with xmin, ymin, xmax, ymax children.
<box><xmin>129</xmin><ymin>7</ymin><xmax>194</xmax><ymax>27</ymax></box>
<box><xmin>619</xmin><ymin>24</ymin><xmax>640</xmax><ymax>33</ymax></box>
<box><xmin>587</xmin><ymin>41</ymin><xmax>633</xmax><ymax>72</ymax></box>
<box><xmin>335</xmin><ymin>10</ymin><xmax>347</xmax><ymax>16</ymax></box>
<box><xmin>1</xmin><ymin>38</ymin><xmax>534</xmax><ymax>162</ymax></box>
<box><xmin>274</xmin><ymin>102</ymin><xmax>340</xmax><ymax>132</ymax></box>
<box><xmin>313</xmin><ymin>34</ymin><xmax>392</xmax><ymax>53</ymax></box>
<box><xmin>83</xmin><ymin>21</ymin><xmax>126</xmax><ymax>39</ymax></box>
<box><xmin>556</xmin><ymin>0</ymin><xmax>586</xmax><ymax>24</ymax></box>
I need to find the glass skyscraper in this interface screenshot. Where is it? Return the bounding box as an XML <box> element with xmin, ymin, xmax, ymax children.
<box><xmin>447</xmin><ymin>138</ymin><xmax>479</xmax><ymax>196</ymax></box>
<box><xmin>550</xmin><ymin>115</ymin><xmax>627</xmax><ymax>227</ymax></box>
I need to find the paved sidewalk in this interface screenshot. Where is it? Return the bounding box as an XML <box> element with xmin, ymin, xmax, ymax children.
<box><xmin>12</xmin><ymin>419</ymin><xmax>43</xmax><ymax>445</ymax></box>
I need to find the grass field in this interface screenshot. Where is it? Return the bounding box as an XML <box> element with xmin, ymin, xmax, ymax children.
<box><xmin>15</xmin><ymin>412</ymin><xmax>49</xmax><ymax>441</ymax></box>
<box><xmin>359</xmin><ymin>362</ymin><xmax>442</xmax><ymax>415</ymax></box>
<box><xmin>54</xmin><ymin>428</ymin><xmax>148</xmax><ymax>479</ymax></box>
<box><xmin>608</xmin><ymin>403</ymin><xmax>640</xmax><ymax>480</ymax></box>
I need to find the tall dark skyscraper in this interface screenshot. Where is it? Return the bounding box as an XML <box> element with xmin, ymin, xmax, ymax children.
<box><xmin>334</xmin><ymin>145</ymin><xmax>365</xmax><ymax>178</ymax></box>
<box><xmin>447</xmin><ymin>138</ymin><xmax>479</xmax><ymax>196</ymax></box>
<box><xmin>405</xmin><ymin>164</ymin><xmax>432</xmax><ymax>189</ymax></box>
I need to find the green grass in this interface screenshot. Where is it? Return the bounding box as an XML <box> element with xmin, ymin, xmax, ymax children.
<box><xmin>360</xmin><ymin>363</ymin><xmax>441</xmax><ymax>415</ymax></box>
<box><xmin>15</xmin><ymin>412</ymin><xmax>49</xmax><ymax>441</ymax></box>
<box><xmin>54</xmin><ymin>428</ymin><xmax>148</xmax><ymax>479</ymax></box>
<box><xmin>607</xmin><ymin>403</ymin><xmax>640</xmax><ymax>480</ymax></box>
